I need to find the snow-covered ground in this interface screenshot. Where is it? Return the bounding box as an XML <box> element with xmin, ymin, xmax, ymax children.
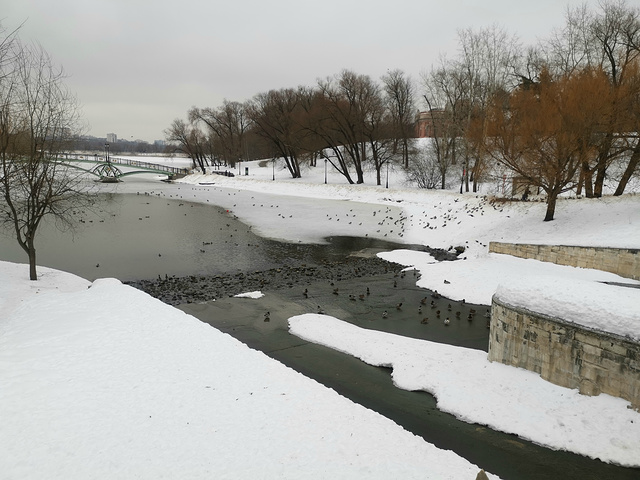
<box><xmin>0</xmin><ymin>264</ymin><xmax>489</xmax><ymax>479</ymax></box>
<box><xmin>2</xmin><ymin>155</ymin><xmax>639</xmax><ymax>477</ymax></box>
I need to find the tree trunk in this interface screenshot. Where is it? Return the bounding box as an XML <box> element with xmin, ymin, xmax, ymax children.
<box><xmin>403</xmin><ymin>137</ymin><xmax>409</xmax><ymax>169</ymax></box>
<box><xmin>354</xmin><ymin>154</ymin><xmax>365</xmax><ymax>184</ymax></box>
<box><xmin>196</xmin><ymin>153</ymin><xmax>207</xmax><ymax>174</ymax></box>
<box><xmin>283</xmin><ymin>155</ymin><xmax>294</xmax><ymax>178</ymax></box>
<box><xmin>472</xmin><ymin>166</ymin><xmax>478</xmax><ymax>192</ymax></box>
<box><xmin>371</xmin><ymin>147</ymin><xmax>382</xmax><ymax>186</ymax></box>
<box><xmin>544</xmin><ymin>191</ymin><xmax>558</xmax><ymax>222</ymax></box>
<box><xmin>293</xmin><ymin>157</ymin><xmax>301</xmax><ymax>178</ymax></box>
<box><xmin>593</xmin><ymin>136</ymin><xmax>613</xmax><ymax>198</ymax></box>
<box><xmin>28</xmin><ymin>244</ymin><xmax>37</xmax><ymax>281</ymax></box>
<box><xmin>576</xmin><ymin>164</ymin><xmax>586</xmax><ymax>196</ymax></box>
<box><xmin>614</xmin><ymin>142</ymin><xmax>640</xmax><ymax>196</ymax></box>
<box><xmin>583</xmin><ymin>166</ymin><xmax>594</xmax><ymax>198</ymax></box>
<box><xmin>593</xmin><ymin>162</ymin><xmax>606</xmax><ymax>198</ymax></box>
<box><xmin>464</xmin><ymin>157</ymin><xmax>470</xmax><ymax>192</ymax></box>
<box><xmin>327</xmin><ymin>148</ymin><xmax>354</xmax><ymax>184</ymax></box>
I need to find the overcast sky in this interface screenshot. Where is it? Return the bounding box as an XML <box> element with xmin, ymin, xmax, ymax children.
<box><xmin>4</xmin><ymin>0</ymin><xmax>598</xmax><ymax>143</ymax></box>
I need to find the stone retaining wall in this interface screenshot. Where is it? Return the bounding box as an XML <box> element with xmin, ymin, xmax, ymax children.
<box><xmin>488</xmin><ymin>296</ymin><xmax>640</xmax><ymax>409</ymax></box>
<box><xmin>488</xmin><ymin>242</ymin><xmax>639</xmax><ymax>280</ymax></box>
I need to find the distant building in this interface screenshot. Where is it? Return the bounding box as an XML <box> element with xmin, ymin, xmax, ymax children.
<box><xmin>415</xmin><ymin>110</ymin><xmax>447</xmax><ymax>138</ymax></box>
<box><xmin>106</xmin><ymin>133</ymin><xmax>118</xmax><ymax>143</ymax></box>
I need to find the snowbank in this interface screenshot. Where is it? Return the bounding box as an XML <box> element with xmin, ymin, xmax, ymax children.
<box><xmin>173</xmin><ymin>161</ymin><xmax>640</xmax><ymax>253</ymax></box>
<box><xmin>0</xmin><ymin>262</ymin><xmax>494</xmax><ymax>479</ymax></box>
<box><xmin>289</xmin><ymin>314</ymin><xmax>640</xmax><ymax>467</ymax></box>
<box><xmin>234</xmin><ymin>290</ymin><xmax>264</xmax><ymax>299</ymax></box>
<box><xmin>495</xmin><ymin>278</ymin><xmax>640</xmax><ymax>341</ymax></box>
<box><xmin>378</xmin><ymin>251</ymin><xmax>640</xmax><ymax>306</ymax></box>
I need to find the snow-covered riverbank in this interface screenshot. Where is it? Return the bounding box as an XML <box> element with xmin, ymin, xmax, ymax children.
<box><xmin>0</xmin><ymin>262</ymin><xmax>495</xmax><ymax>479</ymax></box>
<box><xmin>2</xmin><ymin>158</ymin><xmax>639</xmax><ymax>477</ymax></box>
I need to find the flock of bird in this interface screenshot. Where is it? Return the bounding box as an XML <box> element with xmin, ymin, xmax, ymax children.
<box><xmin>285</xmin><ymin>273</ymin><xmax>491</xmax><ymax>328</ymax></box>
<box><xmin>123</xmin><ymin>185</ymin><xmax>499</xmax><ymax>331</ymax></box>
<box><xmin>128</xmin><ymin>186</ymin><xmax>511</xmax><ymax>255</ymax></box>
<box><xmin>136</xmin><ymin>186</ymin><xmax>411</xmax><ymax>242</ymax></box>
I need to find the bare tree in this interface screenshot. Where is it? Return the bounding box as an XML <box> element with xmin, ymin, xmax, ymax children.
<box><xmin>543</xmin><ymin>3</ymin><xmax>599</xmax><ymax>76</ymax></box>
<box><xmin>422</xmin><ymin>59</ymin><xmax>467</xmax><ymax>188</ymax></box>
<box><xmin>164</xmin><ymin>117</ymin><xmax>210</xmax><ymax>173</ymax></box>
<box><xmin>382</xmin><ymin>69</ymin><xmax>415</xmax><ymax>169</ymax></box>
<box><xmin>425</xmin><ymin>105</ymin><xmax>456</xmax><ymax>189</ymax></box>
<box><xmin>406</xmin><ymin>139</ymin><xmax>451</xmax><ymax>189</ymax></box>
<box><xmin>456</xmin><ymin>26</ymin><xmax>522</xmax><ymax>193</ymax></box>
<box><xmin>422</xmin><ymin>27</ymin><xmax>521</xmax><ymax>193</ymax></box>
<box><xmin>190</xmin><ymin>100</ymin><xmax>251</xmax><ymax>168</ymax></box>
<box><xmin>312</xmin><ymin>70</ymin><xmax>383</xmax><ymax>184</ymax></box>
<box><xmin>362</xmin><ymin>90</ymin><xmax>395</xmax><ymax>186</ymax></box>
<box><xmin>246</xmin><ymin>88</ymin><xmax>310</xmax><ymax>179</ymax></box>
<box><xmin>301</xmin><ymin>88</ymin><xmax>357</xmax><ymax>184</ymax></box>
<box><xmin>0</xmin><ymin>36</ymin><xmax>91</xmax><ymax>280</ymax></box>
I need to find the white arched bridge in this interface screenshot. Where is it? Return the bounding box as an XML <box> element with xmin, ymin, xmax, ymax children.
<box><xmin>59</xmin><ymin>154</ymin><xmax>190</xmax><ymax>182</ymax></box>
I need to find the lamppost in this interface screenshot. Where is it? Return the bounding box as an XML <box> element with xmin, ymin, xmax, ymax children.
<box><xmin>385</xmin><ymin>161</ymin><xmax>389</xmax><ymax>189</ymax></box>
<box><xmin>104</xmin><ymin>143</ymin><xmax>110</xmax><ymax>165</ymax></box>
<box><xmin>272</xmin><ymin>157</ymin><xmax>275</xmax><ymax>181</ymax></box>
<box><xmin>324</xmin><ymin>158</ymin><xmax>327</xmax><ymax>184</ymax></box>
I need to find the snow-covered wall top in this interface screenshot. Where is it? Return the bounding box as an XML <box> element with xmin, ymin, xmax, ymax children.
<box><xmin>494</xmin><ymin>279</ymin><xmax>640</xmax><ymax>341</ymax></box>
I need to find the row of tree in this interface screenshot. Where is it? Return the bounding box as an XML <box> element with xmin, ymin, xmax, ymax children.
<box><xmin>421</xmin><ymin>0</ymin><xmax>640</xmax><ymax>220</ymax></box>
<box><xmin>74</xmin><ymin>136</ymin><xmax>168</xmax><ymax>155</ymax></box>
<box><xmin>168</xmin><ymin>0</ymin><xmax>640</xmax><ymax>221</ymax></box>
<box><xmin>166</xmin><ymin>69</ymin><xmax>416</xmax><ymax>186</ymax></box>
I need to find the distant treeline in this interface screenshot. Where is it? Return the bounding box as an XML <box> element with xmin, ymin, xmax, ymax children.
<box><xmin>74</xmin><ymin>136</ymin><xmax>170</xmax><ymax>155</ymax></box>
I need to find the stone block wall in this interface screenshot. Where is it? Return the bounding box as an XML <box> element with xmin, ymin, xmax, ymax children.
<box><xmin>488</xmin><ymin>242</ymin><xmax>640</xmax><ymax>280</ymax></box>
<box><xmin>488</xmin><ymin>296</ymin><xmax>640</xmax><ymax>409</ymax></box>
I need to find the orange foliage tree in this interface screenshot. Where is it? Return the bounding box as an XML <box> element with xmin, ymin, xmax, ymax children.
<box><xmin>479</xmin><ymin>67</ymin><xmax>614</xmax><ymax>221</ymax></box>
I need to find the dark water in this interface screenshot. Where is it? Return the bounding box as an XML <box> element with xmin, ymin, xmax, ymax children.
<box><xmin>0</xmin><ymin>193</ymin><xmax>408</xmax><ymax>282</ymax></box>
<box><xmin>182</xmin><ymin>276</ymin><xmax>640</xmax><ymax>480</ymax></box>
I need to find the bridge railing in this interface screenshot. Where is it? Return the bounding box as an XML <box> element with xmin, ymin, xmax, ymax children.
<box><xmin>61</xmin><ymin>153</ymin><xmax>190</xmax><ymax>176</ymax></box>
<box><xmin>109</xmin><ymin>156</ymin><xmax>190</xmax><ymax>175</ymax></box>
